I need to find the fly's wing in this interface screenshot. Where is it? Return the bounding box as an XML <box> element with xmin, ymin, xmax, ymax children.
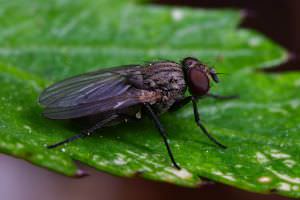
<box><xmin>42</xmin><ymin>89</ymin><xmax>161</xmax><ymax>119</ymax></box>
<box><xmin>39</xmin><ymin>65</ymin><xmax>161</xmax><ymax>119</ymax></box>
<box><xmin>39</xmin><ymin>65</ymin><xmax>142</xmax><ymax>108</ymax></box>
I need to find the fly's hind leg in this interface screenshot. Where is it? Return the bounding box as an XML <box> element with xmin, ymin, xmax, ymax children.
<box><xmin>47</xmin><ymin>115</ymin><xmax>118</xmax><ymax>149</ymax></box>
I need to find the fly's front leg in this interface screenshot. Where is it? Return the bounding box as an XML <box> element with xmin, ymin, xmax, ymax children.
<box><xmin>191</xmin><ymin>97</ymin><xmax>227</xmax><ymax>149</ymax></box>
<box><xmin>206</xmin><ymin>93</ymin><xmax>239</xmax><ymax>100</ymax></box>
<box><xmin>144</xmin><ymin>103</ymin><xmax>180</xmax><ymax>169</ymax></box>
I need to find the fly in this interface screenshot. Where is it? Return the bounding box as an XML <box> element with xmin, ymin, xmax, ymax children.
<box><xmin>39</xmin><ymin>57</ymin><xmax>237</xmax><ymax>169</ymax></box>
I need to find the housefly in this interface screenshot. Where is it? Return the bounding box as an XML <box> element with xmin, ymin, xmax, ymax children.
<box><xmin>39</xmin><ymin>57</ymin><xmax>236</xmax><ymax>169</ymax></box>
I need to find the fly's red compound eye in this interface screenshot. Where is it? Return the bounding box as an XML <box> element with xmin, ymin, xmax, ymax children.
<box><xmin>188</xmin><ymin>67</ymin><xmax>210</xmax><ymax>96</ymax></box>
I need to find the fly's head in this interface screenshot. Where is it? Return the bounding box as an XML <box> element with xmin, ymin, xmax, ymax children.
<box><xmin>181</xmin><ymin>57</ymin><xmax>219</xmax><ymax>97</ymax></box>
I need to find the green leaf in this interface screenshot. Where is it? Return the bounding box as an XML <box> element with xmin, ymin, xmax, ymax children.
<box><xmin>0</xmin><ymin>0</ymin><xmax>299</xmax><ymax>197</ymax></box>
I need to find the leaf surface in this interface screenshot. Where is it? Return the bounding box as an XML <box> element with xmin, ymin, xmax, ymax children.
<box><xmin>1</xmin><ymin>0</ymin><xmax>299</xmax><ymax>197</ymax></box>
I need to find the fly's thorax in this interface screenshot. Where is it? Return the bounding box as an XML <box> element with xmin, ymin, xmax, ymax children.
<box><xmin>142</xmin><ymin>61</ymin><xmax>187</xmax><ymax>114</ymax></box>
<box><xmin>143</xmin><ymin>61</ymin><xmax>186</xmax><ymax>93</ymax></box>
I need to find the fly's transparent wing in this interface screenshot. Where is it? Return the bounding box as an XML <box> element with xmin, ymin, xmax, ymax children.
<box><xmin>38</xmin><ymin>65</ymin><xmax>162</xmax><ymax>119</ymax></box>
<box><xmin>39</xmin><ymin>65</ymin><xmax>141</xmax><ymax>108</ymax></box>
<box><xmin>42</xmin><ymin>89</ymin><xmax>161</xmax><ymax>119</ymax></box>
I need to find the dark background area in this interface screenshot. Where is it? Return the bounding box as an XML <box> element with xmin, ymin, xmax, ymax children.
<box><xmin>156</xmin><ymin>0</ymin><xmax>300</xmax><ymax>72</ymax></box>
<box><xmin>1</xmin><ymin>1</ymin><xmax>299</xmax><ymax>200</ymax></box>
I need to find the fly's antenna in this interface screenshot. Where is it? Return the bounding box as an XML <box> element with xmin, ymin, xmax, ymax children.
<box><xmin>216</xmin><ymin>72</ymin><xmax>228</xmax><ymax>76</ymax></box>
<box><xmin>212</xmin><ymin>73</ymin><xmax>229</xmax><ymax>84</ymax></box>
<box><xmin>47</xmin><ymin>133</ymin><xmax>86</xmax><ymax>149</ymax></box>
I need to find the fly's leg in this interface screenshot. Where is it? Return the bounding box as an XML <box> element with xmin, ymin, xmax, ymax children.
<box><xmin>206</xmin><ymin>93</ymin><xmax>239</xmax><ymax>100</ymax></box>
<box><xmin>47</xmin><ymin>133</ymin><xmax>85</xmax><ymax>149</ymax></box>
<box><xmin>170</xmin><ymin>93</ymin><xmax>233</xmax><ymax>112</ymax></box>
<box><xmin>144</xmin><ymin>103</ymin><xmax>181</xmax><ymax>169</ymax></box>
<box><xmin>47</xmin><ymin>115</ymin><xmax>118</xmax><ymax>149</ymax></box>
<box><xmin>169</xmin><ymin>96</ymin><xmax>192</xmax><ymax>112</ymax></box>
<box><xmin>191</xmin><ymin>97</ymin><xmax>227</xmax><ymax>149</ymax></box>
